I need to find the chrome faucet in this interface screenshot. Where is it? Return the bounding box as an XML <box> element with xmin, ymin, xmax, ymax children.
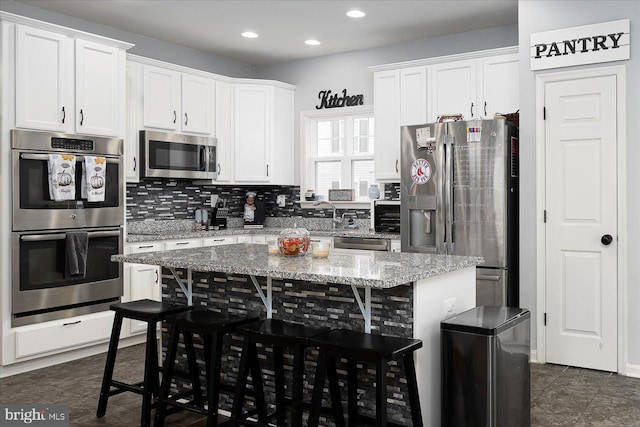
<box><xmin>313</xmin><ymin>200</ymin><xmax>342</xmax><ymax>229</ymax></box>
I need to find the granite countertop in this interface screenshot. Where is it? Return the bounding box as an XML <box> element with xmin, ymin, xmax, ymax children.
<box><xmin>126</xmin><ymin>227</ymin><xmax>401</xmax><ymax>243</ymax></box>
<box><xmin>112</xmin><ymin>243</ymin><xmax>482</xmax><ymax>288</ymax></box>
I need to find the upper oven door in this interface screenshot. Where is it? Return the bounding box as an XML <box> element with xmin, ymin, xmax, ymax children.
<box><xmin>140</xmin><ymin>130</ymin><xmax>217</xmax><ymax>179</ymax></box>
<box><xmin>12</xmin><ymin>150</ymin><xmax>123</xmax><ymax>231</ymax></box>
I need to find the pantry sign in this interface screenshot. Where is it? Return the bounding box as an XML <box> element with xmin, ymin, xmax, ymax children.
<box><xmin>530</xmin><ymin>19</ymin><xmax>629</xmax><ymax>71</ymax></box>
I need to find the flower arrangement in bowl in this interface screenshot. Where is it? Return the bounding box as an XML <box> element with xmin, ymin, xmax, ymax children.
<box><xmin>278</xmin><ymin>227</ymin><xmax>310</xmax><ymax>256</ymax></box>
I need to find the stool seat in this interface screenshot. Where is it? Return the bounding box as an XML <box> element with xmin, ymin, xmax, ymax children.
<box><xmin>165</xmin><ymin>308</ymin><xmax>258</xmax><ymax>334</ymax></box>
<box><xmin>109</xmin><ymin>299</ymin><xmax>191</xmax><ymax>321</ymax></box>
<box><xmin>237</xmin><ymin>318</ymin><xmax>331</xmax><ymax>345</ymax></box>
<box><xmin>309</xmin><ymin>328</ymin><xmax>423</xmax><ymax>361</ymax></box>
<box><xmin>97</xmin><ymin>299</ymin><xmax>191</xmax><ymax>427</ymax></box>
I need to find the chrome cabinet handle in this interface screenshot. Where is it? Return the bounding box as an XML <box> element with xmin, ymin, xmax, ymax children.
<box><xmin>184</xmin><ymin>113</ymin><xmax>188</xmax><ymax>126</ymax></box>
<box><xmin>63</xmin><ymin>320</ymin><xmax>81</xmax><ymax>326</ymax></box>
<box><xmin>133</xmin><ymin>157</ymin><xmax>136</xmax><ymax>171</ymax></box>
<box><xmin>80</xmin><ymin>109</ymin><xmax>84</xmax><ymax>126</ymax></box>
<box><xmin>62</xmin><ymin>106</ymin><xmax>65</xmax><ymax>124</ymax></box>
<box><xmin>176</xmin><ymin>242</ymin><xmax>189</xmax><ymax>245</ymax></box>
<box><xmin>470</xmin><ymin>102</ymin><xmax>474</xmax><ymax>117</ymax></box>
<box><xmin>173</xmin><ymin>110</ymin><xmax>177</xmax><ymax>123</ymax></box>
<box><xmin>155</xmin><ymin>270</ymin><xmax>159</xmax><ymax>284</ymax></box>
<box><xmin>484</xmin><ymin>101</ymin><xmax>487</xmax><ymax>117</ymax></box>
<box><xmin>395</xmin><ymin>159</ymin><xmax>399</xmax><ymax>173</ymax></box>
<box><xmin>266</xmin><ymin>164</ymin><xmax>269</xmax><ymax>176</ymax></box>
<box><xmin>218</xmin><ymin>163</ymin><xmax>221</xmax><ymax>174</ymax></box>
<box><xmin>138</xmin><ymin>245</ymin><xmax>154</xmax><ymax>249</ymax></box>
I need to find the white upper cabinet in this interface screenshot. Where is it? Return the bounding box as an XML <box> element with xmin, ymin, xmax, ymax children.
<box><xmin>214</xmin><ymin>81</ymin><xmax>233</xmax><ymax>182</ymax></box>
<box><xmin>142</xmin><ymin>64</ymin><xmax>214</xmax><ymax>135</ymax></box>
<box><xmin>125</xmin><ymin>61</ymin><xmax>142</xmax><ymax>181</ymax></box>
<box><xmin>14</xmin><ymin>24</ymin><xmax>127</xmax><ymax>137</ymax></box>
<box><xmin>429</xmin><ymin>59</ymin><xmax>477</xmax><ymax>122</ymax></box>
<box><xmin>373</xmin><ymin>70</ymin><xmax>401</xmax><ymax>182</ymax></box>
<box><xmin>15</xmin><ymin>25</ymin><xmax>72</xmax><ymax>132</ymax></box>
<box><xmin>400</xmin><ymin>66</ymin><xmax>428</xmax><ymax>126</ymax></box>
<box><xmin>142</xmin><ymin>65</ymin><xmax>179</xmax><ymax>130</ymax></box>
<box><xmin>234</xmin><ymin>84</ymin><xmax>271</xmax><ymax>182</ymax></box>
<box><xmin>479</xmin><ymin>53</ymin><xmax>519</xmax><ymax>118</ymax></box>
<box><xmin>75</xmin><ymin>39</ymin><xmax>120</xmax><ymax>137</ymax></box>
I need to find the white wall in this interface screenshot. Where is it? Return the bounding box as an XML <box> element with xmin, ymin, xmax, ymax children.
<box><xmin>518</xmin><ymin>0</ymin><xmax>640</xmax><ymax>368</ymax></box>
<box><xmin>256</xmin><ymin>24</ymin><xmax>518</xmax><ymax>184</ymax></box>
<box><xmin>0</xmin><ymin>0</ymin><xmax>255</xmax><ymax>78</ymax></box>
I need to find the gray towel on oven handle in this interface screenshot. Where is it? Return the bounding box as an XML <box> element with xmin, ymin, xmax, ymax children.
<box><xmin>66</xmin><ymin>231</ymin><xmax>88</xmax><ymax>277</ymax></box>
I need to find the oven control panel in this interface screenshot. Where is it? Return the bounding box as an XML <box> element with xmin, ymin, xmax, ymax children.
<box><xmin>51</xmin><ymin>137</ymin><xmax>94</xmax><ymax>151</ymax></box>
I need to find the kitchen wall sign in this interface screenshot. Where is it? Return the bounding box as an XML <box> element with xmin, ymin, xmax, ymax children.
<box><xmin>530</xmin><ymin>19</ymin><xmax>629</xmax><ymax>71</ymax></box>
<box><xmin>316</xmin><ymin>89</ymin><xmax>364</xmax><ymax>109</ymax></box>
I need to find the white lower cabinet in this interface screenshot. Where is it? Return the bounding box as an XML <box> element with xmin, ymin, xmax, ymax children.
<box><xmin>390</xmin><ymin>239</ymin><xmax>401</xmax><ymax>253</ymax></box>
<box><xmin>236</xmin><ymin>235</ymin><xmax>252</xmax><ymax>244</ymax></box>
<box><xmin>124</xmin><ymin>241</ymin><xmax>163</xmax><ymax>335</ymax></box>
<box><xmin>202</xmin><ymin>236</ymin><xmax>237</xmax><ymax>246</ymax></box>
<box><xmin>164</xmin><ymin>238</ymin><xmax>203</xmax><ymax>250</ymax></box>
<box><xmin>14</xmin><ymin>311</ymin><xmax>115</xmax><ymax>359</ymax></box>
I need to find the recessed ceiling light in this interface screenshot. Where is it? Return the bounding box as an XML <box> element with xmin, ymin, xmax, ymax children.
<box><xmin>305</xmin><ymin>39</ymin><xmax>321</xmax><ymax>46</ymax></box>
<box><xmin>241</xmin><ymin>31</ymin><xmax>258</xmax><ymax>38</ymax></box>
<box><xmin>346</xmin><ymin>10</ymin><xmax>366</xmax><ymax>18</ymax></box>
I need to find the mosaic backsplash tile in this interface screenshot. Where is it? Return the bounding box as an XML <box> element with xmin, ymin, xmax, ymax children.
<box><xmin>126</xmin><ymin>180</ymin><xmax>400</xmax><ymax>222</ymax></box>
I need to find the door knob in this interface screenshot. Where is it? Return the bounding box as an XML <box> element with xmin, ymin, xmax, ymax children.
<box><xmin>601</xmin><ymin>234</ymin><xmax>613</xmax><ymax>245</ymax></box>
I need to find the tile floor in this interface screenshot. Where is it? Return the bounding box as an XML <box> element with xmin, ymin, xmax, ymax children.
<box><xmin>0</xmin><ymin>343</ymin><xmax>638</xmax><ymax>426</ymax></box>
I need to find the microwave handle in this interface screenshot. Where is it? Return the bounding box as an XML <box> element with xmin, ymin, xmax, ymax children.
<box><xmin>200</xmin><ymin>146</ymin><xmax>207</xmax><ymax>171</ymax></box>
<box><xmin>21</xmin><ymin>230</ymin><xmax>121</xmax><ymax>241</ymax></box>
<box><xmin>21</xmin><ymin>153</ymin><xmax>121</xmax><ymax>164</ymax></box>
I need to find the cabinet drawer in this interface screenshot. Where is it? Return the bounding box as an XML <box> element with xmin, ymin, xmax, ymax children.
<box><xmin>164</xmin><ymin>239</ymin><xmax>203</xmax><ymax>250</ymax></box>
<box><xmin>15</xmin><ymin>311</ymin><xmax>115</xmax><ymax>359</ymax></box>
<box><xmin>202</xmin><ymin>236</ymin><xmax>237</xmax><ymax>246</ymax></box>
<box><xmin>128</xmin><ymin>242</ymin><xmax>163</xmax><ymax>254</ymax></box>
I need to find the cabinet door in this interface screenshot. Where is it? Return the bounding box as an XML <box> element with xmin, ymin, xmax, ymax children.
<box><xmin>429</xmin><ymin>59</ymin><xmax>477</xmax><ymax>122</ymax></box>
<box><xmin>270</xmin><ymin>86</ymin><xmax>294</xmax><ymax>185</ymax></box>
<box><xmin>215</xmin><ymin>81</ymin><xmax>233</xmax><ymax>181</ymax></box>
<box><xmin>143</xmin><ymin>65</ymin><xmax>179</xmax><ymax>130</ymax></box>
<box><xmin>128</xmin><ymin>263</ymin><xmax>161</xmax><ymax>334</ymax></box>
<box><xmin>75</xmin><ymin>39</ymin><xmax>120</xmax><ymax>136</ymax></box>
<box><xmin>480</xmin><ymin>54</ymin><xmax>519</xmax><ymax>119</ymax></box>
<box><xmin>125</xmin><ymin>61</ymin><xmax>141</xmax><ymax>181</ymax></box>
<box><xmin>15</xmin><ymin>25</ymin><xmax>72</xmax><ymax>132</ymax></box>
<box><xmin>234</xmin><ymin>85</ymin><xmax>271</xmax><ymax>182</ymax></box>
<box><xmin>373</xmin><ymin>70</ymin><xmax>401</xmax><ymax>181</ymax></box>
<box><xmin>400</xmin><ymin>66</ymin><xmax>428</xmax><ymax>126</ymax></box>
<box><xmin>181</xmin><ymin>73</ymin><xmax>213</xmax><ymax>134</ymax></box>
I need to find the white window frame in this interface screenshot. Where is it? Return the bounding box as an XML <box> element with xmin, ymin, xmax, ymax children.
<box><xmin>300</xmin><ymin>105</ymin><xmax>375</xmax><ymax>207</ymax></box>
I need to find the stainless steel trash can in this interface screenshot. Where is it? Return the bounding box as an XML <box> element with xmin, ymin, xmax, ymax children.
<box><xmin>441</xmin><ymin>306</ymin><xmax>530</xmax><ymax>427</ymax></box>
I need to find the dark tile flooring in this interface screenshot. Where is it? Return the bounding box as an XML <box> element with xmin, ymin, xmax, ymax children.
<box><xmin>1</xmin><ymin>343</ymin><xmax>639</xmax><ymax>426</ymax></box>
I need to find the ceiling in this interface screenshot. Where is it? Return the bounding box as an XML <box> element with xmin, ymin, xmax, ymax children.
<box><xmin>15</xmin><ymin>0</ymin><xmax>518</xmax><ymax>66</ymax></box>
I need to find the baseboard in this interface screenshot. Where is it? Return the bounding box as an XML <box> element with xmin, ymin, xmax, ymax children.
<box><xmin>625</xmin><ymin>362</ymin><xmax>640</xmax><ymax>378</ymax></box>
<box><xmin>530</xmin><ymin>349</ymin><xmax>539</xmax><ymax>364</ymax></box>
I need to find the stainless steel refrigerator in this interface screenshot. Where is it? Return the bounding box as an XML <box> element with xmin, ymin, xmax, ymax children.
<box><xmin>400</xmin><ymin>119</ymin><xmax>519</xmax><ymax>306</ymax></box>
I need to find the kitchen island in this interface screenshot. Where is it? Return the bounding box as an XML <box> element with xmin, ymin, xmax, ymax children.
<box><xmin>112</xmin><ymin>244</ymin><xmax>482</xmax><ymax>426</ymax></box>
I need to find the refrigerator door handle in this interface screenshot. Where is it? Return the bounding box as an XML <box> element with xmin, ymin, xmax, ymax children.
<box><xmin>444</xmin><ymin>137</ymin><xmax>454</xmax><ymax>254</ymax></box>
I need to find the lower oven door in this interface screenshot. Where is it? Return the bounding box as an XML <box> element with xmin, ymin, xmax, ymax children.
<box><xmin>12</xmin><ymin>227</ymin><xmax>123</xmax><ymax>326</ymax></box>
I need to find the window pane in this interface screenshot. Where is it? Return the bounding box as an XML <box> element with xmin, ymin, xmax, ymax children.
<box><xmin>353</xmin><ymin>118</ymin><xmax>375</xmax><ymax>155</ymax></box>
<box><xmin>317</xmin><ymin>120</ymin><xmax>344</xmax><ymax>156</ymax></box>
<box><xmin>316</xmin><ymin>161</ymin><xmax>341</xmax><ymax>197</ymax></box>
<box><xmin>352</xmin><ymin>159</ymin><xmax>375</xmax><ymax>199</ymax></box>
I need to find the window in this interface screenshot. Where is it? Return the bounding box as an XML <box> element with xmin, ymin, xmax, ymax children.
<box><xmin>302</xmin><ymin>106</ymin><xmax>375</xmax><ymax>201</ymax></box>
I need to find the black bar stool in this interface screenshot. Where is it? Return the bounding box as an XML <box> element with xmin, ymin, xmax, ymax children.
<box><xmin>308</xmin><ymin>329</ymin><xmax>424</xmax><ymax>427</ymax></box>
<box><xmin>230</xmin><ymin>319</ymin><xmax>338</xmax><ymax>427</ymax></box>
<box><xmin>96</xmin><ymin>299</ymin><xmax>191</xmax><ymax>427</ymax></box>
<box><xmin>154</xmin><ymin>308</ymin><xmax>259</xmax><ymax>427</ymax></box>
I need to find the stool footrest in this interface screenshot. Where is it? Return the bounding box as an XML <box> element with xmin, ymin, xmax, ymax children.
<box><xmin>159</xmin><ymin>399</ymin><xmax>208</xmax><ymax>416</ymax></box>
<box><xmin>109</xmin><ymin>380</ymin><xmax>145</xmax><ymax>395</ymax></box>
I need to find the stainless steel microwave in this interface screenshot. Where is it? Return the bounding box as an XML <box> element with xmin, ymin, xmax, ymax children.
<box><xmin>140</xmin><ymin>130</ymin><xmax>217</xmax><ymax>180</ymax></box>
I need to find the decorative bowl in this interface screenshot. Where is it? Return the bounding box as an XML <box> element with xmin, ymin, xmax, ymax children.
<box><xmin>278</xmin><ymin>227</ymin><xmax>310</xmax><ymax>256</ymax></box>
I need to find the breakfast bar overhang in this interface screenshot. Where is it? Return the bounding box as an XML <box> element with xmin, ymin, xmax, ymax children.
<box><xmin>113</xmin><ymin>243</ymin><xmax>482</xmax><ymax>426</ymax></box>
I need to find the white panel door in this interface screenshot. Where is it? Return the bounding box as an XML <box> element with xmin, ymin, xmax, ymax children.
<box><xmin>545</xmin><ymin>75</ymin><xmax>618</xmax><ymax>371</ymax></box>
<box><xmin>373</xmin><ymin>70</ymin><xmax>400</xmax><ymax>181</ymax></box>
<box><xmin>75</xmin><ymin>39</ymin><xmax>120</xmax><ymax>136</ymax></box>
<box><xmin>429</xmin><ymin>59</ymin><xmax>477</xmax><ymax>121</ymax></box>
<box><xmin>15</xmin><ymin>25</ymin><xmax>72</xmax><ymax>132</ymax></box>
<box><xmin>480</xmin><ymin>53</ymin><xmax>519</xmax><ymax>118</ymax></box>
<box><xmin>128</xmin><ymin>264</ymin><xmax>161</xmax><ymax>334</ymax></box>
<box><xmin>181</xmin><ymin>73</ymin><xmax>213</xmax><ymax>134</ymax></box>
<box><xmin>143</xmin><ymin>65</ymin><xmax>179</xmax><ymax>130</ymax></box>
<box><xmin>234</xmin><ymin>85</ymin><xmax>271</xmax><ymax>182</ymax></box>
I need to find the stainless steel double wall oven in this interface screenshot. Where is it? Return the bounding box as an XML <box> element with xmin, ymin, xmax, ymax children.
<box><xmin>11</xmin><ymin>130</ymin><xmax>124</xmax><ymax>326</ymax></box>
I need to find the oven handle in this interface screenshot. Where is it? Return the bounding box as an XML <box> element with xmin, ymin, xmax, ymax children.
<box><xmin>20</xmin><ymin>153</ymin><xmax>121</xmax><ymax>164</ymax></box>
<box><xmin>21</xmin><ymin>230</ymin><xmax>121</xmax><ymax>241</ymax></box>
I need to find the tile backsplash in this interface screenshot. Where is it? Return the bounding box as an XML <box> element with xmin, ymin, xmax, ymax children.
<box><xmin>126</xmin><ymin>180</ymin><xmax>399</xmax><ymax>221</ymax></box>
